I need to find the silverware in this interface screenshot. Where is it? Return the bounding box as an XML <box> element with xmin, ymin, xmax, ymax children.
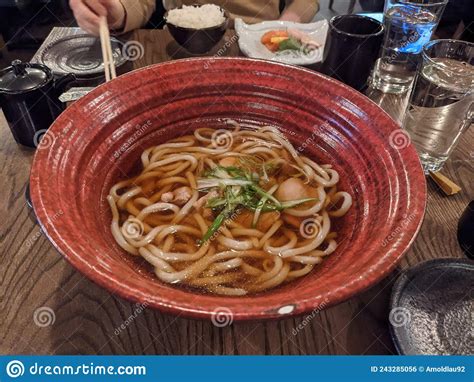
<box><xmin>59</xmin><ymin>86</ymin><xmax>94</xmax><ymax>103</ymax></box>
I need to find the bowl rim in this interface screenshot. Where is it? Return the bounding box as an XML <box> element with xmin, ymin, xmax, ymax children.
<box><xmin>164</xmin><ymin>4</ymin><xmax>229</xmax><ymax>31</ymax></box>
<box><xmin>329</xmin><ymin>14</ymin><xmax>384</xmax><ymax>39</ymax></box>
<box><xmin>389</xmin><ymin>258</ymin><xmax>474</xmax><ymax>354</ymax></box>
<box><xmin>30</xmin><ymin>57</ymin><xmax>427</xmax><ymax>320</ymax></box>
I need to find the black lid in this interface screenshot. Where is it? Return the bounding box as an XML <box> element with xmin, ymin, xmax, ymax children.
<box><xmin>0</xmin><ymin>60</ymin><xmax>51</xmax><ymax>93</ymax></box>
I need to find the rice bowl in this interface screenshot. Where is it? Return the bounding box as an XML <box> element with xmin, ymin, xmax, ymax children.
<box><xmin>166</xmin><ymin>4</ymin><xmax>226</xmax><ymax>29</ymax></box>
<box><xmin>165</xmin><ymin>5</ymin><xmax>229</xmax><ymax>54</ymax></box>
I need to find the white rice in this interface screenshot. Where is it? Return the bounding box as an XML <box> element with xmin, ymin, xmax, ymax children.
<box><xmin>166</xmin><ymin>4</ymin><xmax>226</xmax><ymax>29</ymax></box>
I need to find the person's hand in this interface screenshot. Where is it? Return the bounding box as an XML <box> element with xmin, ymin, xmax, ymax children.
<box><xmin>69</xmin><ymin>0</ymin><xmax>126</xmax><ymax>35</ymax></box>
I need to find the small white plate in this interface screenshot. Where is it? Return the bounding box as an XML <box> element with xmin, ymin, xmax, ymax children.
<box><xmin>235</xmin><ymin>19</ymin><xmax>328</xmax><ymax>66</ymax></box>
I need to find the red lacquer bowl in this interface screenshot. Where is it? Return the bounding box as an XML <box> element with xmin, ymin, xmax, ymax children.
<box><xmin>30</xmin><ymin>58</ymin><xmax>426</xmax><ymax>320</ymax></box>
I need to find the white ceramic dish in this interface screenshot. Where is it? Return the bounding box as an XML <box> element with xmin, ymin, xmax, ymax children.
<box><xmin>235</xmin><ymin>19</ymin><xmax>328</xmax><ymax>66</ymax></box>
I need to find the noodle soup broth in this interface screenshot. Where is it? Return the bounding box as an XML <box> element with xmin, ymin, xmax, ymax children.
<box><xmin>103</xmin><ymin>119</ymin><xmax>355</xmax><ymax>296</ymax></box>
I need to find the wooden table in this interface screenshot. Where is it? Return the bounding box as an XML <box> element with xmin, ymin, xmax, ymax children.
<box><xmin>1</xmin><ymin>29</ymin><xmax>472</xmax><ymax>355</ymax></box>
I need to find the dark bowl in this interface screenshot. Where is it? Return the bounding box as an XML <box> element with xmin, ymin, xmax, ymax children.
<box><xmin>165</xmin><ymin>6</ymin><xmax>229</xmax><ymax>54</ymax></box>
<box><xmin>390</xmin><ymin>258</ymin><xmax>474</xmax><ymax>355</ymax></box>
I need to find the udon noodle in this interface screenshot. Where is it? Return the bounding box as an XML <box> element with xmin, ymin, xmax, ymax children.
<box><xmin>107</xmin><ymin>121</ymin><xmax>352</xmax><ymax>296</ymax></box>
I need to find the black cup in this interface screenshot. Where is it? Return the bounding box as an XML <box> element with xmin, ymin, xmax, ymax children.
<box><xmin>0</xmin><ymin>60</ymin><xmax>75</xmax><ymax>148</ymax></box>
<box><xmin>458</xmin><ymin>201</ymin><xmax>474</xmax><ymax>259</ymax></box>
<box><xmin>321</xmin><ymin>15</ymin><xmax>384</xmax><ymax>91</ymax></box>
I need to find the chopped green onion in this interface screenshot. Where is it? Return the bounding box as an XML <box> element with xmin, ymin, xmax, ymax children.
<box><xmin>252</xmin><ymin>184</ymin><xmax>278</xmax><ymax>228</ymax></box>
<box><xmin>201</xmin><ymin>208</ymin><xmax>231</xmax><ymax>243</ymax></box>
<box><xmin>197</xmin><ymin>178</ymin><xmax>253</xmax><ymax>190</ymax></box>
<box><xmin>250</xmin><ymin>184</ymin><xmax>282</xmax><ymax>208</ymax></box>
<box><xmin>197</xmin><ymin>163</ymin><xmax>318</xmax><ymax>242</ymax></box>
<box><xmin>280</xmin><ymin>197</ymin><xmax>317</xmax><ymax>209</ymax></box>
<box><xmin>206</xmin><ymin>197</ymin><xmax>227</xmax><ymax>209</ymax></box>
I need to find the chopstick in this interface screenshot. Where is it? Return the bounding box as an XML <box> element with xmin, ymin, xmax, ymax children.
<box><xmin>99</xmin><ymin>16</ymin><xmax>116</xmax><ymax>82</ymax></box>
<box><xmin>429</xmin><ymin>171</ymin><xmax>462</xmax><ymax>196</ymax></box>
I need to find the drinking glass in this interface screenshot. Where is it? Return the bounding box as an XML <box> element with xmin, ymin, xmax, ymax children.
<box><xmin>402</xmin><ymin>39</ymin><xmax>473</xmax><ymax>173</ymax></box>
<box><xmin>371</xmin><ymin>0</ymin><xmax>448</xmax><ymax>94</ymax></box>
<box><xmin>321</xmin><ymin>15</ymin><xmax>384</xmax><ymax>91</ymax></box>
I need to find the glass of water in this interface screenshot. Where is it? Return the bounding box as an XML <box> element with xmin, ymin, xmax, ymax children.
<box><xmin>402</xmin><ymin>39</ymin><xmax>474</xmax><ymax>173</ymax></box>
<box><xmin>371</xmin><ymin>0</ymin><xmax>448</xmax><ymax>94</ymax></box>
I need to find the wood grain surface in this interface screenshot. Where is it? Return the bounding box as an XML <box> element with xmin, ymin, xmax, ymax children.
<box><xmin>0</xmin><ymin>29</ymin><xmax>472</xmax><ymax>355</ymax></box>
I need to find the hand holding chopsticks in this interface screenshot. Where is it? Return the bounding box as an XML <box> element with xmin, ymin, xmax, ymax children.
<box><xmin>99</xmin><ymin>16</ymin><xmax>116</xmax><ymax>82</ymax></box>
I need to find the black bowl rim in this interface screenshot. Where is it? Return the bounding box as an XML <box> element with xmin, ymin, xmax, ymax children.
<box><xmin>389</xmin><ymin>257</ymin><xmax>474</xmax><ymax>355</ymax></box>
